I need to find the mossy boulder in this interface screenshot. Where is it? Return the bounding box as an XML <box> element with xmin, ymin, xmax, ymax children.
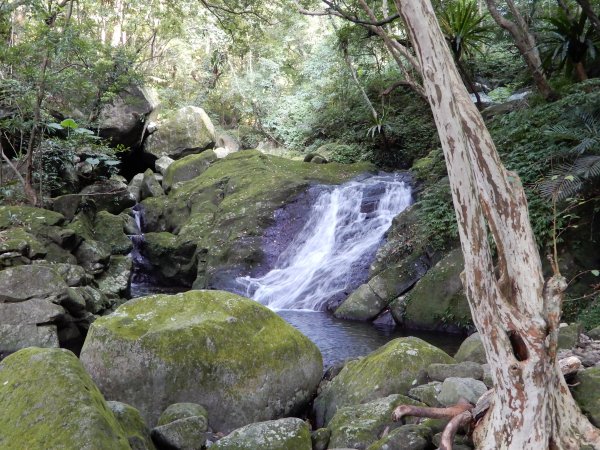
<box><xmin>141</xmin><ymin>169</ymin><xmax>165</xmax><ymax>199</ymax></box>
<box><xmin>108</xmin><ymin>401</ymin><xmax>156</xmax><ymax>450</ymax></box>
<box><xmin>93</xmin><ymin>211</ymin><xmax>133</xmax><ymax>255</ymax></box>
<box><xmin>558</xmin><ymin>323</ymin><xmax>582</xmax><ymax>350</ymax></box>
<box><xmin>145</xmin><ymin>106</ymin><xmax>216</xmax><ymax>159</ymax></box>
<box><xmin>0</xmin><ymin>264</ymin><xmax>68</xmax><ymax>302</ymax></box>
<box><xmin>162</xmin><ymin>150</ymin><xmax>218</xmax><ymax>192</ymax></box>
<box><xmin>96</xmin><ymin>255</ymin><xmax>132</xmax><ymax>298</ymax></box>
<box><xmin>0</xmin><ymin>227</ymin><xmax>47</xmax><ymax>265</ymax></box>
<box><xmin>396</xmin><ymin>248</ymin><xmax>472</xmax><ymax>331</ymax></box>
<box><xmin>79</xmin><ymin>180</ymin><xmax>136</xmax><ymax>215</ymax></box>
<box><xmin>0</xmin><ymin>205</ymin><xmax>65</xmax><ymax>230</ymax></box>
<box><xmin>141</xmin><ymin>150</ymin><xmax>374</xmax><ymax>289</ymax></box>
<box><xmin>212</xmin><ymin>418</ymin><xmax>311</xmax><ymax>450</ymax></box>
<box><xmin>152</xmin><ymin>403</ymin><xmax>209</xmax><ymax>450</ymax></box>
<box><xmin>80</xmin><ymin>290</ymin><xmax>323</xmax><ymax>431</ymax></box>
<box><xmin>335</xmin><ymin>254</ymin><xmax>428</xmax><ymax>321</ymax></box>
<box><xmin>313</xmin><ymin>337</ymin><xmax>454</xmax><ymax>427</ymax></box>
<box><xmin>0</xmin><ymin>347</ymin><xmax>129</xmax><ymax>449</ymax></box>
<box><xmin>366</xmin><ymin>424</ymin><xmax>432</xmax><ymax>450</ymax></box>
<box><xmin>454</xmin><ymin>333</ymin><xmax>487</xmax><ymax>364</ymax></box>
<box><xmin>140</xmin><ymin>232</ymin><xmax>198</xmax><ymax>284</ymax></box>
<box><xmin>572</xmin><ymin>367</ymin><xmax>600</xmax><ymax>427</ymax></box>
<box><xmin>328</xmin><ymin>395</ymin><xmax>425</xmax><ymax>449</ymax></box>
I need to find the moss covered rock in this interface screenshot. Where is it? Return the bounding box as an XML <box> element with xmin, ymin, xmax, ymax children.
<box><xmin>313</xmin><ymin>337</ymin><xmax>454</xmax><ymax>427</ymax></box>
<box><xmin>80</xmin><ymin>290</ymin><xmax>323</xmax><ymax>431</ymax></box>
<box><xmin>0</xmin><ymin>206</ymin><xmax>64</xmax><ymax>230</ymax></box>
<box><xmin>93</xmin><ymin>211</ymin><xmax>133</xmax><ymax>255</ymax></box>
<box><xmin>454</xmin><ymin>333</ymin><xmax>487</xmax><ymax>364</ymax></box>
<box><xmin>163</xmin><ymin>150</ymin><xmax>218</xmax><ymax>192</ymax></box>
<box><xmin>0</xmin><ymin>227</ymin><xmax>47</xmax><ymax>265</ymax></box>
<box><xmin>145</xmin><ymin>106</ymin><xmax>216</xmax><ymax>159</ymax></box>
<box><xmin>141</xmin><ymin>232</ymin><xmax>197</xmax><ymax>284</ymax></box>
<box><xmin>96</xmin><ymin>255</ymin><xmax>132</xmax><ymax>298</ymax></box>
<box><xmin>141</xmin><ymin>150</ymin><xmax>374</xmax><ymax>289</ymax></box>
<box><xmin>397</xmin><ymin>248</ymin><xmax>472</xmax><ymax>331</ymax></box>
<box><xmin>0</xmin><ymin>347</ymin><xmax>129</xmax><ymax>449</ymax></box>
<box><xmin>367</xmin><ymin>424</ymin><xmax>432</xmax><ymax>450</ymax></box>
<box><xmin>572</xmin><ymin>367</ymin><xmax>600</xmax><ymax>427</ymax></box>
<box><xmin>108</xmin><ymin>401</ymin><xmax>156</xmax><ymax>450</ymax></box>
<box><xmin>212</xmin><ymin>418</ymin><xmax>311</xmax><ymax>450</ymax></box>
<box><xmin>0</xmin><ymin>264</ymin><xmax>68</xmax><ymax>302</ymax></box>
<box><xmin>328</xmin><ymin>395</ymin><xmax>425</xmax><ymax>449</ymax></box>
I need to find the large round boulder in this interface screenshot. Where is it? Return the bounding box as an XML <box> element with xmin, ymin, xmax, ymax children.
<box><xmin>80</xmin><ymin>290</ymin><xmax>323</xmax><ymax>432</ymax></box>
<box><xmin>0</xmin><ymin>347</ymin><xmax>129</xmax><ymax>449</ymax></box>
<box><xmin>313</xmin><ymin>337</ymin><xmax>454</xmax><ymax>427</ymax></box>
<box><xmin>144</xmin><ymin>106</ymin><xmax>216</xmax><ymax>159</ymax></box>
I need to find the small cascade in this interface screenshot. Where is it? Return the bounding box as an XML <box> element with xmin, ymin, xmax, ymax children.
<box><xmin>236</xmin><ymin>174</ymin><xmax>412</xmax><ymax>311</ymax></box>
<box><xmin>127</xmin><ymin>205</ymin><xmax>152</xmax><ymax>297</ymax></box>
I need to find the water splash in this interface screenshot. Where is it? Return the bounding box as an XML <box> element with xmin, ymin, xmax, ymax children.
<box><xmin>236</xmin><ymin>174</ymin><xmax>412</xmax><ymax>310</ymax></box>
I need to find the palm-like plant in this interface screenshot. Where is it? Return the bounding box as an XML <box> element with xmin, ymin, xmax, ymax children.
<box><xmin>438</xmin><ymin>0</ymin><xmax>493</xmax><ymax>61</ymax></box>
<box><xmin>541</xmin><ymin>7</ymin><xmax>599</xmax><ymax>81</ymax></box>
<box><xmin>540</xmin><ymin>108</ymin><xmax>600</xmax><ymax>200</ymax></box>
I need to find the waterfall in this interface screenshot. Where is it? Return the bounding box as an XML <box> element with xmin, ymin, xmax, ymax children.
<box><xmin>236</xmin><ymin>174</ymin><xmax>412</xmax><ymax>311</ymax></box>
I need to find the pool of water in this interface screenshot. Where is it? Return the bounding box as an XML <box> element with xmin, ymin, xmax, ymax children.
<box><xmin>277</xmin><ymin>310</ymin><xmax>463</xmax><ymax>368</ymax></box>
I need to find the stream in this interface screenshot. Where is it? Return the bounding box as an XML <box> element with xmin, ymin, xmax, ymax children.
<box><xmin>129</xmin><ymin>173</ymin><xmax>463</xmax><ymax>367</ymax></box>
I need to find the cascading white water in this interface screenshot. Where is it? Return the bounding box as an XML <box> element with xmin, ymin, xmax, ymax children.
<box><xmin>236</xmin><ymin>174</ymin><xmax>412</xmax><ymax>311</ymax></box>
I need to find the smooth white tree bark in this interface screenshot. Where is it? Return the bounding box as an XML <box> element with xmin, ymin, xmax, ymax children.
<box><xmin>394</xmin><ymin>1</ymin><xmax>600</xmax><ymax>448</ymax></box>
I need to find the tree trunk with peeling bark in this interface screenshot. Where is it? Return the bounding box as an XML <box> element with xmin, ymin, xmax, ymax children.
<box><xmin>395</xmin><ymin>1</ymin><xmax>600</xmax><ymax>448</ymax></box>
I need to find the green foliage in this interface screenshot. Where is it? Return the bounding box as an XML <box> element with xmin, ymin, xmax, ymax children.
<box><xmin>438</xmin><ymin>0</ymin><xmax>493</xmax><ymax>60</ymax></box>
<box><xmin>541</xmin><ymin>6</ymin><xmax>599</xmax><ymax>80</ymax></box>
<box><xmin>416</xmin><ymin>178</ymin><xmax>458</xmax><ymax>250</ymax></box>
<box><xmin>563</xmin><ymin>295</ymin><xmax>600</xmax><ymax>330</ymax></box>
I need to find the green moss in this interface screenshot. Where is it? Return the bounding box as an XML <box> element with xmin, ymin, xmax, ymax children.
<box><xmin>314</xmin><ymin>337</ymin><xmax>454</xmax><ymax>426</ymax></box>
<box><xmin>163</xmin><ymin>150</ymin><xmax>218</xmax><ymax>191</ymax></box>
<box><xmin>0</xmin><ymin>227</ymin><xmax>47</xmax><ymax>259</ymax></box>
<box><xmin>213</xmin><ymin>418</ymin><xmax>312</xmax><ymax>450</ymax></box>
<box><xmin>81</xmin><ymin>290</ymin><xmax>323</xmax><ymax>430</ymax></box>
<box><xmin>328</xmin><ymin>395</ymin><xmax>425</xmax><ymax>449</ymax></box>
<box><xmin>0</xmin><ymin>206</ymin><xmax>64</xmax><ymax>231</ymax></box>
<box><xmin>0</xmin><ymin>348</ymin><xmax>129</xmax><ymax>450</ymax></box>
<box><xmin>572</xmin><ymin>367</ymin><xmax>600</xmax><ymax>427</ymax></box>
<box><xmin>92</xmin><ymin>211</ymin><xmax>132</xmax><ymax>255</ymax></box>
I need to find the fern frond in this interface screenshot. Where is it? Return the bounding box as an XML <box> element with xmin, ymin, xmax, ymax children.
<box><xmin>539</xmin><ymin>165</ymin><xmax>583</xmax><ymax>200</ymax></box>
<box><xmin>571</xmin><ymin>155</ymin><xmax>600</xmax><ymax>178</ymax></box>
<box><xmin>571</xmin><ymin>137</ymin><xmax>600</xmax><ymax>155</ymax></box>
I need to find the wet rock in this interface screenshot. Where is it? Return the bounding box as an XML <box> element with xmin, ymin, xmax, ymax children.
<box><xmin>313</xmin><ymin>337</ymin><xmax>454</xmax><ymax>427</ymax></box>
<box><xmin>80</xmin><ymin>291</ymin><xmax>323</xmax><ymax>431</ymax></box>
<box><xmin>212</xmin><ymin>418</ymin><xmax>311</xmax><ymax>450</ymax></box>
<box><xmin>437</xmin><ymin>377</ymin><xmax>487</xmax><ymax>406</ymax></box>
<box><xmin>141</xmin><ymin>232</ymin><xmax>197</xmax><ymax>285</ymax></box>
<box><xmin>0</xmin><ymin>348</ymin><xmax>129</xmax><ymax>449</ymax></box>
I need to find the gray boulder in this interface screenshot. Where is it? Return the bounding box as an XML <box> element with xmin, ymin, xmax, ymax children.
<box><xmin>0</xmin><ymin>264</ymin><xmax>68</xmax><ymax>302</ymax></box>
<box><xmin>427</xmin><ymin>361</ymin><xmax>483</xmax><ymax>381</ymax></box>
<box><xmin>80</xmin><ymin>291</ymin><xmax>323</xmax><ymax>431</ymax></box>
<box><xmin>145</xmin><ymin>106</ymin><xmax>216</xmax><ymax>159</ymax></box>
<box><xmin>98</xmin><ymin>85</ymin><xmax>159</xmax><ymax>149</ymax></box>
<box><xmin>367</xmin><ymin>424</ymin><xmax>432</xmax><ymax>450</ymax></box>
<box><xmin>454</xmin><ymin>332</ymin><xmax>487</xmax><ymax>364</ymax></box>
<box><xmin>212</xmin><ymin>418</ymin><xmax>311</xmax><ymax>450</ymax></box>
<box><xmin>407</xmin><ymin>382</ymin><xmax>443</xmax><ymax>407</ymax></box>
<box><xmin>155</xmin><ymin>156</ymin><xmax>175</xmax><ymax>174</ymax></box>
<box><xmin>141</xmin><ymin>169</ymin><xmax>165</xmax><ymax>200</ymax></box>
<box><xmin>151</xmin><ymin>403</ymin><xmax>209</xmax><ymax>450</ymax></box>
<box><xmin>437</xmin><ymin>377</ymin><xmax>488</xmax><ymax>406</ymax></box>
